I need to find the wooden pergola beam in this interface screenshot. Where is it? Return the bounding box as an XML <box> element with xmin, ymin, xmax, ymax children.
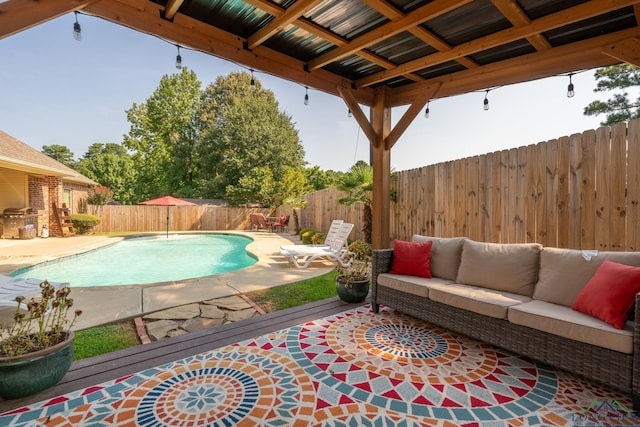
<box><xmin>385</xmin><ymin>86</ymin><xmax>438</xmax><ymax>150</ymax></box>
<box><xmin>602</xmin><ymin>37</ymin><xmax>640</xmax><ymax>68</ymax></box>
<box><xmin>337</xmin><ymin>86</ymin><xmax>378</xmax><ymax>147</ymax></box>
<box><xmin>83</xmin><ymin>0</ymin><xmax>376</xmax><ymax>106</ymax></box>
<box><xmin>388</xmin><ymin>25</ymin><xmax>639</xmax><ymax>107</ymax></box>
<box><xmin>370</xmin><ymin>87</ymin><xmax>392</xmax><ymax>249</ymax></box>
<box><xmin>307</xmin><ymin>0</ymin><xmax>471</xmax><ymax>71</ymax></box>
<box><xmin>490</xmin><ymin>0</ymin><xmax>551</xmax><ymax>51</ymax></box>
<box><xmin>162</xmin><ymin>0</ymin><xmax>184</xmax><ymax>21</ymax></box>
<box><xmin>247</xmin><ymin>0</ymin><xmax>324</xmax><ymax>50</ymax></box>
<box><xmin>357</xmin><ymin>0</ymin><xmax>639</xmax><ymax>88</ymax></box>
<box><xmin>0</xmin><ymin>0</ymin><xmax>96</xmax><ymax>40</ymax></box>
<box><xmin>361</xmin><ymin>0</ymin><xmax>478</xmax><ymax>70</ymax></box>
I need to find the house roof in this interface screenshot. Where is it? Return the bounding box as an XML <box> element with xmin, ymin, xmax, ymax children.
<box><xmin>0</xmin><ymin>130</ymin><xmax>98</xmax><ymax>186</ymax></box>
<box><xmin>1</xmin><ymin>0</ymin><xmax>638</xmax><ymax>108</ymax></box>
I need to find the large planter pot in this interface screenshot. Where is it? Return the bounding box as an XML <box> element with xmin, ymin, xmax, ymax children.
<box><xmin>0</xmin><ymin>331</ymin><xmax>74</xmax><ymax>400</ymax></box>
<box><xmin>336</xmin><ymin>275</ymin><xmax>369</xmax><ymax>303</ymax></box>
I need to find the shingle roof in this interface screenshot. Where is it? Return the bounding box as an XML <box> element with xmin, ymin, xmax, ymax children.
<box><xmin>0</xmin><ymin>130</ymin><xmax>97</xmax><ymax>186</ymax></box>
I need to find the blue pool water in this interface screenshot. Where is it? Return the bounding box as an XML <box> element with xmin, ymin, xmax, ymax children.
<box><xmin>11</xmin><ymin>234</ymin><xmax>257</xmax><ymax>287</ymax></box>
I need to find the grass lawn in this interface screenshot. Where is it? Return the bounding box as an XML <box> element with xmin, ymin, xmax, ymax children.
<box><xmin>72</xmin><ymin>270</ymin><xmax>339</xmax><ymax>361</ymax></box>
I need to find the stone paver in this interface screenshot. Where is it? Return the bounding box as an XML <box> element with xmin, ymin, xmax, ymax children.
<box><xmin>142</xmin><ymin>296</ymin><xmax>261</xmax><ymax>341</ymax></box>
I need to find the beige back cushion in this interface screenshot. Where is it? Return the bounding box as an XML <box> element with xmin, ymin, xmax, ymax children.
<box><xmin>533</xmin><ymin>248</ymin><xmax>640</xmax><ymax>307</ymax></box>
<box><xmin>411</xmin><ymin>235</ymin><xmax>466</xmax><ymax>280</ymax></box>
<box><xmin>456</xmin><ymin>240</ymin><xmax>542</xmax><ymax>296</ymax></box>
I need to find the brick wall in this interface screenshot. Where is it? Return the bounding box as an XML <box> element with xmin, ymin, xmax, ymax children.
<box><xmin>28</xmin><ymin>176</ymin><xmax>48</xmax><ymax>234</ymax></box>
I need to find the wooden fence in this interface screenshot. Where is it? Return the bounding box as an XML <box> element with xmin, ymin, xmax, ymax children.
<box><xmin>89</xmin><ymin>119</ymin><xmax>640</xmax><ymax>251</ymax></box>
<box><xmin>88</xmin><ymin>205</ymin><xmax>275</xmax><ymax>234</ymax></box>
<box><xmin>296</xmin><ymin>119</ymin><xmax>640</xmax><ymax>250</ymax></box>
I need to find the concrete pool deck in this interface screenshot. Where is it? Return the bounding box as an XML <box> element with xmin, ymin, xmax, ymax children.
<box><xmin>0</xmin><ymin>232</ymin><xmax>335</xmax><ymax>330</ymax></box>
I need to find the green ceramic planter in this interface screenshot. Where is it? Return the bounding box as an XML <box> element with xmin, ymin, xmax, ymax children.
<box><xmin>0</xmin><ymin>331</ymin><xmax>74</xmax><ymax>400</ymax></box>
<box><xmin>336</xmin><ymin>276</ymin><xmax>369</xmax><ymax>303</ymax></box>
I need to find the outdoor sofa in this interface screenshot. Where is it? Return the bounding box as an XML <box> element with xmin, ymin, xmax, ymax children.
<box><xmin>372</xmin><ymin>236</ymin><xmax>640</xmax><ymax>409</ymax></box>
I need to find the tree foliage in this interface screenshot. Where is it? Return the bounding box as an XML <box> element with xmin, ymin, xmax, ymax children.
<box><xmin>196</xmin><ymin>72</ymin><xmax>305</xmax><ymax>199</ymax></box>
<box><xmin>77</xmin><ymin>143</ymin><xmax>137</xmax><ymax>204</ymax></box>
<box><xmin>123</xmin><ymin>68</ymin><xmax>202</xmax><ymax>202</ymax></box>
<box><xmin>42</xmin><ymin>144</ymin><xmax>76</xmax><ymax>168</ymax></box>
<box><xmin>584</xmin><ymin>64</ymin><xmax>640</xmax><ymax>125</ymax></box>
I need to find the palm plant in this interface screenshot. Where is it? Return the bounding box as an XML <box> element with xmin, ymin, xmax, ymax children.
<box><xmin>337</xmin><ymin>162</ymin><xmax>373</xmax><ymax>244</ymax></box>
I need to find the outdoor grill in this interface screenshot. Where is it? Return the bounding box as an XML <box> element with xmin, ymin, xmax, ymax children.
<box><xmin>2</xmin><ymin>207</ymin><xmax>36</xmax><ymax>239</ymax></box>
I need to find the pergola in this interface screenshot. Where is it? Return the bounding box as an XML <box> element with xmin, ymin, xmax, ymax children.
<box><xmin>3</xmin><ymin>0</ymin><xmax>640</xmax><ymax>248</ymax></box>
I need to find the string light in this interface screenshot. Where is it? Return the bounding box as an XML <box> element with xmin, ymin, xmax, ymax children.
<box><xmin>175</xmin><ymin>45</ymin><xmax>182</xmax><ymax>69</ymax></box>
<box><xmin>304</xmin><ymin>87</ymin><xmax>309</xmax><ymax>105</ymax></box>
<box><xmin>424</xmin><ymin>101</ymin><xmax>430</xmax><ymax>118</ymax></box>
<box><xmin>250</xmin><ymin>70</ymin><xmax>256</xmax><ymax>91</ymax></box>
<box><xmin>483</xmin><ymin>90</ymin><xmax>490</xmax><ymax>111</ymax></box>
<box><xmin>567</xmin><ymin>73</ymin><xmax>575</xmax><ymax>98</ymax></box>
<box><xmin>73</xmin><ymin>12</ymin><xmax>82</xmax><ymax>41</ymax></box>
<box><xmin>348</xmin><ymin>109</ymin><xmax>352</xmax><ymax>118</ymax></box>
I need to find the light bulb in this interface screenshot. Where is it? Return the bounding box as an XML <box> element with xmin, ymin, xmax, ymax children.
<box><xmin>175</xmin><ymin>46</ymin><xmax>182</xmax><ymax>69</ymax></box>
<box><xmin>250</xmin><ymin>78</ymin><xmax>256</xmax><ymax>90</ymax></box>
<box><xmin>483</xmin><ymin>97</ymin><xmax>489</xmax><ymax>111</ymax></box>
<box><xmin>348</xmin><ymin>109</ymin><xmax>352</xmax><ymax>118</ymax></box>
<box><xmin>567</xmin><ymin>74</ymin><xmax>575</xmax><ymax>98</ymax></box>
<box><xmin>424</xmin><ymin>107</ymin><xmax>430</xmax><ymax>118</ymax></box>
<box><xmin>73</xmin><ymin>12</ymin><xmax>82</xmax><ymax>41</ymax></box>
<box><xmin>304</xmin><ymin>87</ymin><xmax>309</xmax><ymax>106</ymax></box>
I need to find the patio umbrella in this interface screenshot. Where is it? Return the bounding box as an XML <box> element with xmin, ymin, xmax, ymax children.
<box><xmin>139</xmin><ymin>195</ymin><xmax>195</xmax><ymax>238</ymax></box>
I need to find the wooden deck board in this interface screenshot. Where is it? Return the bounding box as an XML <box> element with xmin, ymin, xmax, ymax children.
<box><xmin>0</xmin><ymin>297</ymin><xmax>366</xmax><ymax>413</ymax></box>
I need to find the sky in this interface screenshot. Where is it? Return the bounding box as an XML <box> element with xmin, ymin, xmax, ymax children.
<box><xmin>1</xmin><ymin>12</ymin><xmax>609</xmax><ymax>173</ymax></box>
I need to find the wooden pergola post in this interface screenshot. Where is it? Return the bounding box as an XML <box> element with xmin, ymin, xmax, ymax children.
<box><xmin>370</xmin><ymin>87</ymin><xmax>392</xmax><ymax>249</ymax></box>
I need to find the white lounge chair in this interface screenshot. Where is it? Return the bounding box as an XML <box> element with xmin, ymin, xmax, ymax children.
<box><xmin>280</xmin><ymin>219</ymin><xmax>344</xmax><ymax>253</ymax></box>
<box><xmin>281</xmin><ymin>223</ymin><xmax>355</xmax><ymax>269</ymax></box>
<box><xmin>0</xmin><ymin>275</ymin><xmax>69</xmax><ymax>311</ymax></box>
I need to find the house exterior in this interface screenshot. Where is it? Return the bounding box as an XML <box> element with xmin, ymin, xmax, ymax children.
<box><xmin>0</xmin><ymin>130</ymin><xmax>98</xmax><ymax>237</ymax></box>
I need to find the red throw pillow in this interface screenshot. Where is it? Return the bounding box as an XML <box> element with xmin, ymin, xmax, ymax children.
<box><xmin>389</xmin><ymin>240</ymin><xmax>433</xmax><ymax>278</ymax></box>
<box><xmin>572</xmin><ymin>260</ymin><xmax>640</xmax><ymax>329</ymax></box>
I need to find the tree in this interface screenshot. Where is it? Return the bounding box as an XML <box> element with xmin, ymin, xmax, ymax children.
<box><xmin>584</xmin><ymin>64</ymin><xmax>640</xmax><ymax>125</ymax></box>
<box><xmin>336</xmin><ymin>161</ymin><xmax>373</xmax><ymax>244</ymax></box>
<box><xmin>226</xmin><ymin>166</ymin><xmax>312</xmax><ymax>208</ymax></box>
<box><xmin>77</xmin><ymin>143</ymin><xmax>137</xmax><ymax>204</ymax></box>
<box><xmin>305</xmin><ymin>165</ymin><xmax>339</xmax><ymax>191</ymax></box>
<box><xmin>123</xmin><ymin>68</ymin><xmax>202</xmax><ymax>202</ymax></box>
<box><xmin>42</xmin><ymin>144</ymin><xmax>76</xmax><ymax>168</ymax></box>
<box><xmin>196</xmin><ymin>71</ymin><xmax>305</xmax><ymax>199</ymax></box>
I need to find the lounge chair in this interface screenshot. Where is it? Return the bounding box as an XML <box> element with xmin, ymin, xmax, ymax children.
<box><xmin>281</xmin><ymin>223</ymin><xmax>355</xmax><ymax>269</ymax></box>
<box><xmin>0</xmin><ymin>275</ymin><xmax>69</xmax><ymax>311</ymax></box>
<box><xmin>280</xmin><ymin>219</ymin><xmax>344</xmax><ymax>253</ymax></box>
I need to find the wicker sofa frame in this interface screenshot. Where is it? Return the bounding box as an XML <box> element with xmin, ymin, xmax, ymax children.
<box><xmin>371</xmin><ymin>248</ymin><xmax>640</xmax><ymax>409</ymax></box>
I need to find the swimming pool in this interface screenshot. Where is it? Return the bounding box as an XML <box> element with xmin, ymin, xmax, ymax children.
<box><xmin>11</xmin><ymin>234</ymin><xmax>257</xmax><ymax>287</ymax></box>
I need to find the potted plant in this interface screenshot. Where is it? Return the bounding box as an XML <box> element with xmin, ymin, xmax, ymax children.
<box><xmin>0</xmin><ymin>281</ymin><xmax>82</xmax><ymax>399</ymax></box>
<box><xmin>335</xmin><ymin>240</ymin><xmax>372</xmax><ymax>303</ymax></box>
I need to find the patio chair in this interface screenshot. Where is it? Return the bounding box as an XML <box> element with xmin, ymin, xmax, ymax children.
<box><xmin>272</xmin><ymin>215</ymin><xmax>290</xmax><ymax>233</ymax></box>
<box><xmin>249</xmin><ymin>213</ymin><xmax>274</xmax><ymax>231</ymax></box>
<box><xmin>0</xmin><ymin>275</ymin><xmax>69</xmax><ymax>311</ymax></box>
<box><xmin>280</xmin><ymin>223</ymin><xmax>355</xmax><ymax>269</ymax></box>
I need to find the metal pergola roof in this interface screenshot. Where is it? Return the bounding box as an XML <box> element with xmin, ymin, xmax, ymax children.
<box><xmin>3</xmin><ymin>0</ymin><xmax>640</xmax><ymax>247</ymax></box>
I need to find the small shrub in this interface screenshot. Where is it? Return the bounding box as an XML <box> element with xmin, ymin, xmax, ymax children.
<box><xmin>70</xmin><ymin>213</ymin><xmax>102</xmax><ymax>235</ymax></box>
<box><xmin>301</xmin><ymin>229</ymin><xmax>319</xmax><ymax>244</ymax></box>
<box><xmin>299</xmin><ymin>228</ymin><xmax>314</xmax><ymax>238</ymax></box>
<box><xmin>311</xmin><ymin>232</ymin><xmax>326</xmax><ymax>245</ymax></box>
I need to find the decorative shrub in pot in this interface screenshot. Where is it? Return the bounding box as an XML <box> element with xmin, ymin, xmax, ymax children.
<box><xmin>0</xmin><ymin>281</ymin><xmax>82</xmax><ymax>399</ymax></box>
<box><xmin>335</xmin><ymin>240</ymin><xmax>372</xmax><ymax>303</ymax></box>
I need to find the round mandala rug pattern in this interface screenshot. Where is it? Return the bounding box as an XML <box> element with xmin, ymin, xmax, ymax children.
<box><xmin>287</xmin><ymin>309</ymin><xmax>559</xmax><ymax>422</ymax></box>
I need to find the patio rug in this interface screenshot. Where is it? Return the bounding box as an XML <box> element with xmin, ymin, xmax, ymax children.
<box><xmin>1</xmin><ymin>305</ymin><xmax>637</xmax><ymax>426</ymax></box>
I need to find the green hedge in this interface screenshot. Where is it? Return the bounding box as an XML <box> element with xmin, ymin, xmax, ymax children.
<box><xmin>70</xmin><ymin>213</ymin><xmax>102</xmax><ymax>235</ymax></box>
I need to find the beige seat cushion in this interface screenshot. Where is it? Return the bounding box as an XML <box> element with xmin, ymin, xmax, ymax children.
<box><xmin>508</xmin><ymin>300</ymin><xmax>633</xmax><ymax>354</ymax></box>
<box><xmin>428</xmin><ymin>283</ymin><xmax>531</xmax><ymax>319</ymax></box>
<box><xmin>456</xmin><ymin>240</ymin><xmax>542</xmax><ymax>296</ymax></box>
<box><xmin>411</xmin><ymin>235</ymin><xmax>466</xmax><ymax>280</ymax></box>
<box><xmin>533</xmin><ymin>247</ymin><xmax>640</xmax><ymax>307</ymax></box>
<box><xmin>377</xmin><ymin>273</ymin><xmax>455</xmax><ymax>298</ymax></box>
